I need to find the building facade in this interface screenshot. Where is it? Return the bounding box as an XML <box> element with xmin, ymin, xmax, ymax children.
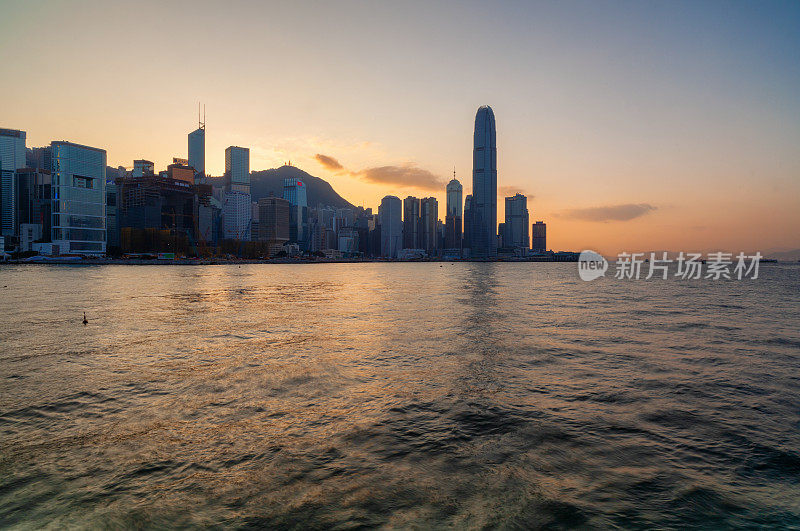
<box><xmin>50</xmin><ymin>141</ymin><xmax>107</xmax><ymax>255</ymax></box>
<box><xmin>420</xmin><ymin>197</ymin><xmax>439</xmax><ymax>256</ymax></box>
<box><xmin>445</xmin><ymin>178</ymin><xmax>462</xmax><ymax>251</ymax></box>
<box><xmin>132</xmin><ymin>159</ymin><xmax>154</xmax><ymax>178</ymax></box>
<box><xmin>379</xmin><ymin>195</ymin><xmax>402</xmax><ymax>258</ymax></box>
<box><xmin>225</xmin><ymin>146</ymin><xmax>249</xmax><ymax>193</ymax></box>
<box><xmin>503</xmin><ymin>193</ymin><xmax>529</xmax><ymax>249</ymax></box>
<box><xmin>471</xmin><ymin>105</ymin><xmax>497</xmax><ymax>257</ymax></box>
<box><xmin>283</xmin><ymin>179</ymin><xmax>307</xmax><ymax>246</ymax></box>
<box><xmin>188</xmin><ymin>126</ymin><xmax>205</xmax><ymax>179</ymax></box>
<box><xmin>223</xmin><ymin>190</ymin><xmax>252</xmax><ymax>240</ymax></box>
<box><xmin>257</xmin><ymin>196</ymin><xmax>290</xmax><ymax>254</ymax></box>
<box><xmin>532</xmin><ymin>221</ymin><xmax>547</xmax><ymax>252</ymax></box>
<box><xmin>0</xmin><ymin>128</ymin><xmax>27</xmax><ymax>237</ymax></box>
<box><xmin>402</xmin><ymin>196</ymin><xmax>421</xmax><ymax>250</ymax></box>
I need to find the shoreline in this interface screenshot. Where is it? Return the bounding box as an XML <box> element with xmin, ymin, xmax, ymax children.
<box><xmin>1</xmin><ymin>256</ymin><xmax>579</xmax><ymax>266</ymax></box>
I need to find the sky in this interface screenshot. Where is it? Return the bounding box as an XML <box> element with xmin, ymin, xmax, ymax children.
<box><xmin>1</xmin><ymin>0</ymin><xmax>799</xmax><ymax>255</ymax></box>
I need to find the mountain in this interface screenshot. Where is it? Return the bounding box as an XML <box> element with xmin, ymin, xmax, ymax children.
<box><xmin>208</xmin><ymin>165</ymin><xmax>354</xmax><ymax>209</ymax></box>
<box><xmin>250</xmin><ymin>166</ymin><xmax>354</xmax><ymax>208</ymax></box>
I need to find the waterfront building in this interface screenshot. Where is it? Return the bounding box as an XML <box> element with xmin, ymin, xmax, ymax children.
<box><xmin>105</xmin><ymin>180</ymin><xmax>118</xmax><ymax>249</ymax></box>
<box><xmin>222</xmin><ymin>190</ymin><xmax>252</xmax><ymax>240</ymax></box>
<box><xmin>445</xmin><ymin>177</ymin><xmax>462</xmax><ymax>252</ymax></box>
<box><xmin>420</xmin><ymin>197</ymin><xmax>438</xmax><ymax>256</ymax></box>
<box><xmin>15</xmin><ymin>167</ymin><xmax>51</xmax><ymax>251</ymax></box>
<box><xmin>379</xmin><ymin>195</ymin><xmax>402</xmax><ymax>258</ymax></box>
<box><xmin>283</xmin><ymin>178</ymin><xmax>308</xmax><ymax>246</ymax></box>
<box><xmin>196</xmin><ymin>185</ymin><xmax>222</xmax><ymax>248</ymax></box>
<box><xmin>50</xmin><ymin>141</ymin><xmax>107</xmax><ymax>255</ymax></box>
<box><xmin>116</xmin><ymin>174</ymin><xmax>195</xmax><ymax>253</ymax></box>
<box><xmin>503</xmin><ymin>193</ymin><xmax>529</xmax><ymax>250</ymax></box>
<box><xmin>471</xmin><ymin>106</ymin><xmax>497</xmax><ymax>257</ymax></box>
<box><xmin>532</xmin><ymin>221</ymin><xmax>547</xmax><ymax>252</ymax></box>
<box><xmin>225</xmin><ymin>146</ymin><xmax>249</xmax><ymax>194</ymax></box>
<box><xmin>257</xmin><ymin>196</ymin><xmax>290</xmax><ymax>255</ymax></box>
<box><xmin>402</xmin><ymin>196</ymin><xmax>420</xmax><ymax>249</ymax></box>
<box><xmin>462</xmin><ymin>194</ymin><xmax>473</xmax><ymax>254</ymax></box>
<box><xmin>0</xmin><ymin>128</ymin><xmax>26</xmax><ymax>237</ymax></box>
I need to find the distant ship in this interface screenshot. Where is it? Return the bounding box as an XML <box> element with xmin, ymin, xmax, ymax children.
<box><xmin>760</xmin><ymin>258</ymin><xmax>778</xmax><ymax>263</ymax></box>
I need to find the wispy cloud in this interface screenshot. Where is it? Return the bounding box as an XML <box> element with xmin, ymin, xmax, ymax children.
<box><xmin>314</xmin><ymin>153</ymin><xmax>445</xmax><ymax>191</ymax></box>
<box><xmin>560</xmin><ymin>203</ymin><xmax>657</xmax><ymax>222</ymax></box>
<box><xmin>314</xmin><ymin>153</ymin><xmax>344</xmax><ymax>172</ymax></box>
<box><xmin>354</xmin><ymin>164</ymin><xmax>446</xmax><ymax>191</ymax></box>
<box><xmin>499</xmin><ymin>185</ymin><xmax>533</xmax><ymax>199</ymax></box>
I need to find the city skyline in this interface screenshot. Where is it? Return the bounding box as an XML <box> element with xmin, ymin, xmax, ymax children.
<box><xmin>1</xmin><ymin>1</ymin><xmax>799</xmax><ymax>255</ymax></box>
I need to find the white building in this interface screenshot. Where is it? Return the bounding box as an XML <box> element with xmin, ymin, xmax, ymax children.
<box><xmin>223</xmin><ymin>190</ymin><xmax>252</xmax><ymax>240</ymax></box>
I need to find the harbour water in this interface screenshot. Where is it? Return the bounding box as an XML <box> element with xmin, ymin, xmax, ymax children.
<box><xmin>1</xmin><ymin>262</ymin><xmax>799</xmax><ymax>528</ymax></box>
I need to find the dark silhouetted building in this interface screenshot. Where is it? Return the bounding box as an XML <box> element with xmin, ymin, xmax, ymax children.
<box><xmin>532</xmin><ymin>221</ymin><xmax>547</xmax><ymax>252</ymax></box>
<box><xmin>420</xmin><ymin>197</ymin><xmax>438</xmax><ymax>256</ymax></box>
<box><xmin>471</xmin><ymin>106</ymin><xmax>497</xmax><ymax>257</ymax></box>
<box><xmin>503</xmin><ymin>193</ymin><xmax>529</xmax><ymax>250</ymax></box>
<box><xmin>402</xmin><ymin>196</ymin><xmax>421</xmax><ymax>250</ymax></box>
<box><xmin>258</xmin><ymin>196</ymin><xmax>290</xmax><ymax>255</ymax></box>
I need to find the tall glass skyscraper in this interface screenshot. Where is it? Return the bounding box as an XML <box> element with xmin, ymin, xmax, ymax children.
<box><xmin>50</xmin><ymin>141</ymin><xmax>107</xmax><ymax>255</ymax></box>
<box><xmin>379</xmin><ymin>195</ymin><xmax>402</xmax><ymax>258</ymax></box>
<box><xmin>471</xmin><ymin>105</ymin><xmax>497</xmax><ymax>257</ymax></box>
<box><xmin>445</xmin><ymin>177</ymin><xmax>462</xmax><ymax>250</ymax></box>
<box><xmin>402</xmin><ymin>196</ymin><xmax>420</xmax><ymax>249</ymax></box>
<box><xmin>188</xmin><ymin>127</ymin><xmax>205</xmax><ymax>179</ymax></box>
<box><xmin>225</xmin><ymin>146</ymin><xmax>250</xmax><ymax>194</ymax></box>
<box><xmin>0</xmin><ymin>128</ymin><xmax>26</xmax><ymax>237</ymax></box>
<box><xmin>283</xmin><ymin>179</ymin><xmax>307</xmax><ymax>245</ymax></box>
<box><xmin>503</xmin><ymin>193</ymin><xmax>529</xmax><ymax>249</ymax></box>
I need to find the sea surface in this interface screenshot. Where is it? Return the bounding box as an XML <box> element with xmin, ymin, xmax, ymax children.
<box><xmin>1</xmin><ymin>262</ymin><xmax>799</xmax><ymax>529</ymax></box>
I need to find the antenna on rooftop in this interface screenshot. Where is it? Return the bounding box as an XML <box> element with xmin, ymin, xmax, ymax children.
<box><xmin>198</xmin><ymin>102</ymin><xmax>206</xmax><ymax>131</ymax></box>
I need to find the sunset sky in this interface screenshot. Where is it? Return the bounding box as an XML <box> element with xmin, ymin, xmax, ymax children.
<box><xmin>1</xmin><ymin>0</ymin><xmax>798</xmax><ymax>255</ymax></box>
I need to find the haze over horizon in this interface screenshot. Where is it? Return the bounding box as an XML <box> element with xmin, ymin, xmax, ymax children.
<box><xmin>2</xmin><ymin>0</ymin><xmax>798</xmax><ymax>255</ymax></box>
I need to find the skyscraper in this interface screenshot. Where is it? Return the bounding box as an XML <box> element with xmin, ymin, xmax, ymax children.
<box><xmin>402</xmin><ymin>196</ymin><xmax>420</xmax><ymax>249</ymax></box>
<box><xmin>462</xmin><ymin>194</ymin><xmax>473</xmax><ymax>252</ymax></box>
<box><xmin>283</xmin><ymin>179</ymin><xmax>307</xmax><ymax>245</ymax></box>
<box><xmin>188</xmin><ymin>111</ymin><xmax>205</xmax><ymax>181</ymax></box>
<box><xmin>445</xmin><ymin>176</ymin><xmax>462</xmax><ymax>251</ymax></box>
<box><xmin>223</xmin><ymin>191</ymin><xmax>252</xmax><ymax>241</ymax></box>
<box><xmin>258</xmin><ymin>196</ymin><xmax>290</xmax><ymax>255</ymax></box>
<box><xmin>225</xmin><ymin>146</ymin><xmax>250</xmax><ymax>194</ymax></box>
<box><xmin>420</xmin><ymin>197</ymin><xmax>439</xmax><ymax>256</ymax></box>
<box><xmin>379</xmin><ymin>195</ymin><xmax>402</xmax><ymax>258</ymax></box>
<box><xmin>503</xmin><ymin>193</ymin><xmax>529</xmax><ymax>249</ymax></box>
<box><xmin>50</xmin><ymin>141</ymin><xmax>107</xmax><ymax>255</ymax></box>
<box><xmin>471</xmin><ymin>105</ymin><xmax>497</xmax><ymax>257</ymax></box>
<box><xmin>0</xmin><ymin>128</ymin><xmax>26</xmax><ymax>237</ymax></box>
<box><xmin>532</xmin><ymin>221</ymin><xmax>547</xmax><ymax>252</ymax></box>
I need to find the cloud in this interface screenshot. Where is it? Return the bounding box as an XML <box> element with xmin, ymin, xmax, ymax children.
<box><xmin>560</xmin><ymin>203</ymin><xmax>657</xmax><ymax>222</ymax></box>
<box><xmin>315</xmin><ymin>153</ymin><xmax>344</xmax><ymax>172</ymax></box>
<box><xmin>499</xmin><ymin>185</ymin><xmax>533</xmax><ymax>198</ymax></box>
<box><xmin>314</xmin><ymin>152</ymin><xmax>445</xmax><ymax>191</ymax></box>
<box><xmin>354</xmin><ymin>165</ymin><xmax>447</xmax><ymax>191</ymax></box>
